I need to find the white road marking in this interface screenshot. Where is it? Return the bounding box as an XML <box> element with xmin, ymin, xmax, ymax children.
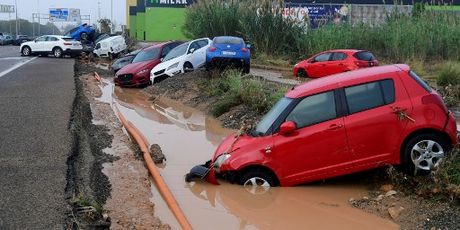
<box><xmin>0</xmin><ymin>57</ymin><xmax>38</xmax><ymax>78</ymax></box>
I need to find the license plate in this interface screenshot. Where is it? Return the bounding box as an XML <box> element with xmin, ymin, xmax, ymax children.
<box><xmin>222</xmin><ymin>51</ymin><xmax>236</xmax><ymax>56</ymax></box>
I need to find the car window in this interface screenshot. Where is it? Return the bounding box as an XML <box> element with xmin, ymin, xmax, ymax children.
<box><xmin>314</xmin><ymin>53</ymin><xmax>332</xmax><ymax>62</ymax></box>
<box><xmin>46</xmin><ymin>37</ymin><xmax>58</xmax><ymax>41</ymax></box>
<box><xmin>188</xmin><ymin>41</ymin><xmax>200</xmax><ymax>53</ymax></box>
<box><xmin>213</xmin><ymin>37</ymin><xmax>243</xmax><ymax>45</ymax></box>
<box><xmin>345</xmin><ymin>79</ymin><xmax>395</xmax><ymax>114</ymax></box>
<box><xmin>132</xmin><ymin>47</ymin><xmax>161</xmax><ymax>63</ymax></box>
<box><xmin>331</xmin><ymin>52</ymin><xmax>347</xmax><ymax>61</ymax></box>
<box><xmin>255</xmin><ymin>97</ymin><xmax>293</xmax><ymax>135</ymax></box>
<box><xmin>163</xmin><ymin>42</ymin><xmax>189</xmax><ymax>62</ymax></box>
<box><xmin>36</xmin><ymin>36</ymin><xmax>47</xmax><ymax>42</ymax></box>
<box><xmin>353</xmin><ymin>51</ymin><xmax>375</xmax><ymax>61</ymax></box>
<box><xmin>286</xmin><ymin>91</ymin><xmax>337</xmax><ymax>128</ymax></box>
<box><xmin>196</xmin><ymin>39</ymin><xmax>209</xmax><ymax>48</ymax></box>
<box><xmin>409</xmin><ymin>71</ymin><xmax>432</xmax><ymax>92</ymax></box>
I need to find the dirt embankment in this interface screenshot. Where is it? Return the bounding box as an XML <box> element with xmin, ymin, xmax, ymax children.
<box><xmin>66</xmin><ymin>60</ymin><xmax>170</xmax><ymax>229</ymax></box>
<box><xmin>145</xmin><ymin>70</ymin><xmax>281</xmax><ymax>129</ymax></box>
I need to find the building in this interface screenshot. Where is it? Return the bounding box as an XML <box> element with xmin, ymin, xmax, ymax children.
<box><xmin>127</xmin><ymin>0</ymin><xmax>460</xmax><ymax>41</ymax></box>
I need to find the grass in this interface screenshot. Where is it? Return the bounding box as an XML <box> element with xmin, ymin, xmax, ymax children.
<box><xmin>199</xmin><ymin>70</ymin><xmax>288</xmax><ymax>117</ymax></box>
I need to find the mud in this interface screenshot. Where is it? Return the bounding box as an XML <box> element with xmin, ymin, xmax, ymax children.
<box><xmin>103</xmin><ymin>79</ymin><xmax>399</xmax><ymax>230</ymax></box>
<box><xmin>73</xmin><ymin>61</ymin><xmax>169</xmax><ymax>229</ymax></box>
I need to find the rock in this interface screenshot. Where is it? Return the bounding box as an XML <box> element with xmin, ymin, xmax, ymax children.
<box><xmin>388</xmin><ymin>206</ymin><xmax>404</xmax><ymax>219</ymax></box>
<box><xmin>380</xmin><ymin>184</ymin><xmax>394</xmax><ymax>193</ymax></box>
<box><xmin>363</xmin><ymin>196</ymin><xmax>369</xmax><ymax>200</ymax></box>
<box><xmin>375</xmin><ymin>194</ymin><xmax>384</xmax><ymax>201</ymax></box>
<box><xmin>349</xmin><ymin>198</ymin><xmax>355</xmax><ymax>203</ymax></box>
<box><xmin>385</xmin><ymin>190</ymin><xmax>397</xmax><ymax>197</ymax></box>
<box><xmin>149</xmin><ymin>144</ymin><xmax>166</xmax><ymax>164</ymax></box>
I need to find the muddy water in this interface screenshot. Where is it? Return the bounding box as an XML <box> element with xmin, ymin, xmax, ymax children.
<box><xmin>99</xmin><ymin>81</ymin><xmax>398</xmax><ymax>230</ymax></box>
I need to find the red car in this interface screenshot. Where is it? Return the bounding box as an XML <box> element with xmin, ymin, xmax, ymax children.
<box><xmin>187</xmin><ymin>64</ymin><xmax>457</xmax><ymax>187</ymax></box>
<box><xmin>293</xmin><ymin>49</ymin><xmax>379</xmax><ymax>78</ymax></box>
<box><xmin>115</xmin><ymin>41</ymin><xmax>182</xmax><ymax>87</ymax></box>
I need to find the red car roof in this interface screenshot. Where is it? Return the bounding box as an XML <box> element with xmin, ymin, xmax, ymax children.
<box><xmin>286</xmin><ymin>64</ymin><xmax>410</xmax><ymax>98</ymax></box>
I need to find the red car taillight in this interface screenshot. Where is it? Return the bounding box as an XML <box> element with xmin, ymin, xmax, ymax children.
<box><xmin>209</xmin><ymin>46</ymin><xmax>217</xmax><ymax>52</ymax></box>
<box><xmin>63</xmin><ymin>42</ymin><xmax>72</xmax><ymax>46</ymax></box>
<box><xmin>241</xmin><ymin>47</ymin><xmax>248</xmax><ymax>52</ymax></box>
<box><xmin>355</xmin><ymin>60</ymin><xmax>378</xmax><ymax>68</ymax></box>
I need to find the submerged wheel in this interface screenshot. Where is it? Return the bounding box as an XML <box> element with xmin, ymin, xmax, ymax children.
<box><xmin>53</xmin><ymin>47</ymin><xmax>63</xmax><ymax>58</ymax></box>
<box><xmin>239</xmin><ymin>169</ymin><xmax>276</xmax><ymax>195</ymax></box>
<box><xmin>402</xmin><ymin>133</ymin><xmax>450</xmax><ymax>174</ymax></box>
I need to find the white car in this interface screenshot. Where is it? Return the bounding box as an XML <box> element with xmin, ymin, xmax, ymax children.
<box><xmin>150</xmin><ymin>38</ymin><xmax>211</xmax><ymax>83</ymax></box>
<box><xmin>93</xmin><ymin>35</ymin><xmax>127</xmax><ymax>59</ymax></box>
<box><xmin>20</xmin><ymin>35</ymin><xmax>82</xmax><ymax>58</ymax></box>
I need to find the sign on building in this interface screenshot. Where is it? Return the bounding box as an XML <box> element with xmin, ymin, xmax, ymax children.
<box><xmin>49</xmin><ymin>8</ymin><xmax>69</xmax><ymax>21</ymax></box>
<box><xmin>0</xmin><ymin>4</ymin><xmax>15</xmax><ymax>13</ymax></box>
<box><xmin>68</xmin><ymin>8</ymin><xmax>81</xmax><ymax>22</ymax></box>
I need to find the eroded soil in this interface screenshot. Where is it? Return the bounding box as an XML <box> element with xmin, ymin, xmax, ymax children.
<box><xmin>75</xmin><ymin>61</ymin><xmax>169</xmax><ymax>229</ymax></box>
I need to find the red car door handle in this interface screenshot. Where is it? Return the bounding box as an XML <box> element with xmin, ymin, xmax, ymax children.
<box><xmin>327</xmin><ymin>124</ymin><xmax>343</xmax><ymax>131</ymax></box>
<box><xmin>338</xmin><ymin>63</ymin><xmax>344</xmax><ymax>66</ymax></box>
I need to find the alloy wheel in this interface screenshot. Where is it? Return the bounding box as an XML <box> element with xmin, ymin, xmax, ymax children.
<box><xmin>243</xmin><ymin>177</ymin><xmax>270</xmax><ymax>195</ymax></box>
<box><xmin>410</xmin><ymin>140</ymin><xmax>445</xmax><ymax>171</ymax></box>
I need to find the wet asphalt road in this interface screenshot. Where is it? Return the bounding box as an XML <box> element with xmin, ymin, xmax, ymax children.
<box><xmin>0</xmin><ymin>46</ymin><xmax>75</xmax><ymax>229</ymax></box>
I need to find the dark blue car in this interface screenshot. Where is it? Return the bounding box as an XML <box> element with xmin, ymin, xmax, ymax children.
<box><xmin>205</xmin><ymin>36</ymin><xmax>251</xmax><ymax>73</ymax></box>
<box><xmin>64</xmin><ymin>23</ymin><xmax>95</xmax><ymax>42</ymax></box>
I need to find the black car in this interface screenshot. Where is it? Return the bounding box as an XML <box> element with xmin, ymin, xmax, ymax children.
<box><xmin>13</xmin><ymin>35</ymin><xmax>31</xmax><ymax>46</ymax></box>
<box><xmin>111</xmin><ymin>49</ymin><xmax>142</xmax><ymax>73</ymax></box>
<box><xmin>0</xmin><ymin>35</ymin><xmax>14</xmax><ymax>45</ymax></box>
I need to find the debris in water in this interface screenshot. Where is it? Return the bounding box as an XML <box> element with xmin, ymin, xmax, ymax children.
<box><xmin>150</xmin><ymin>144</ymin><xmax>166</xmax><ymax>164</ymax></box>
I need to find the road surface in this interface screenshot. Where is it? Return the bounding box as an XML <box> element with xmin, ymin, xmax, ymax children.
<box><xmin>0</xmin><ymin>45</ymin><xmax>75</xmax><ymax>229</ymax></box>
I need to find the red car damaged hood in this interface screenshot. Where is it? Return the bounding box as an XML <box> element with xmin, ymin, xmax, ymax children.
<box><xmin>211</xmin><ymin>133</ymin><xmax>262</xmax><ymax>162</ymax></box>
<box><xmin>117</xmin><ymin>59</ymin><xmax>160</xmax><ymax>76</ymax></box>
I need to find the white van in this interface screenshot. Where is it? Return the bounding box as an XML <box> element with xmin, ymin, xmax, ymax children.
<box><xmin>93</xmin><ymin>35</ymin><xmax>127</xmax><ymax>59</ymax></box>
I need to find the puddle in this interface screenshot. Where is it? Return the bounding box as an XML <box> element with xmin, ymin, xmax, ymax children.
<box><xmin>98</xmin><ymin>81</ymin><xmax>399</xmax><ymax>230</ymax></box>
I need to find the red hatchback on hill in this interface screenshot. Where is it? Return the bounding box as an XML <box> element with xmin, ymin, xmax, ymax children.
<box><xmin>115</xmin><ymin>41</ymin><xmax>182</xmax><ymax>87</ymax></box>
<box><xmin>293</xmin><ymin>49</ymin><xmax>379</xmax><ymax>78</ymax></box>
<box><xmin>187</xmin><ymin>64</ymin><xmax>457</xmax><ymax>187</ymax></box>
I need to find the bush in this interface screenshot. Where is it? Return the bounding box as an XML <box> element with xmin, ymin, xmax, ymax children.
<box><xmin>200</xmin><ymin>70</ymin><xmax>287</xmax><ymax>117</ymax></box>
<box><xmin>437</xmin><ymin>62</ymin><xmax>460</xmax><ymax>86</ymax></box>
<box><xmin>184</xmin><ymin>0</ymin><xmax>460</xmax><ymax>62</ymax></box>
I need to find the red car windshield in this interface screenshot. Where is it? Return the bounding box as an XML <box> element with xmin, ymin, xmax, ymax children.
<box><xmin>253</xmin><ymin>97</ymin><xmax>293</xmax><ymax>136</ymax></box>
<box><xmin>132</xmin><ymin>48</ymin><xmax>161</xmax><ymax>63</ymax></box>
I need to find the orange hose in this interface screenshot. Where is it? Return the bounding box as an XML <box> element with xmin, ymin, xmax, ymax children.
<box><xmin>114</xmin><ymin>105</ymin><xmax>193</xmax><ymax>230</ymax></box>
<box><xmin>93</xmin><ymin>72</ymin><xmax>102</xmax><ymax>83</ymax></box>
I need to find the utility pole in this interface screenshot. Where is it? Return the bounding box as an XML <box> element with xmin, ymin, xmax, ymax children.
<box><xmin>38</xmin><ymin>0</ymin><xmax>41</xmax><ymax>36</ymax></box>
<box><xmin>111</xmin><ymin>0</ymin><xmax>113</xmax><ymax>33</ymax></box>
<box><xmin>15</xmin><ymin>0</ymin><xmax>18</xmax><ymax>36</ymax></box>
<box><xmin>98</xmin><ymin>1</ymin><xmax>101</xmax><ymax>21</ymax></box>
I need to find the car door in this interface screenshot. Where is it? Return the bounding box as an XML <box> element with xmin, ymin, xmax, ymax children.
<box><xmin>45</xmin><ymin>36</ymin><xmax>59</xmax><ymax>52</ymax></box>
<box><xmin>191</xmin><ymin>39</ymin><xmax>210</xmax><ymax>68</ymax></box>
<box><xmin>186</xmin><ymin>41</ymin><xmax>201</xmax><ymax>68</ymax></box>
<box><xmin>343</xmin><ymin>75</ymin><xmax>412</xmax><ymax>168</ymax></box>
<box><xmin>306</xmin><ymin>52</ymin><xmax>332</xmax><ymax>77</ymax></box>
<box><xmin>32</xmin><ymin>36</ymin><xmax>47</xmax><ymax>52</ymax></box>
<box><xmin>271</xmin><ymin>90</ymin><xmax>351</xmax><ymax>185</ymax></box>
<box><xmin>329</xmin><ymin>52</ymin><xmax>349</xmax><ymax>74</ymax></box>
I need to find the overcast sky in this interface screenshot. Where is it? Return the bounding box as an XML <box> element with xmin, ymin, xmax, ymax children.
<box><xmin>0</xmin><ymin>0</ymin><xmax>126</xmax><ymax>26</ymax></box>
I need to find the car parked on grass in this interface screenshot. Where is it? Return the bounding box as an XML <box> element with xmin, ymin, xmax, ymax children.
<box><xmin>13</xmin><ymin>35</ymin><xmax>32</xmax><ymax>46</ymax></box>
<box><xmin>0</xmin><ymin>34</ymin><xmax>14</xmax><ymax>45</ymax></box>
<box><xmin>187</xmin><ymin>64</ymin><xmax>457</xmax><ymax>187</ymax></box>
<box><xmin>293</xmin><ymin>49</ymin><xmax>379</xmax><ymax>78</ymax></box>
<box><xmin>115</xmin><ymin>41</ymin><xmax>183</xmax><ymax>87</ymax></box>
<box><xmin>20</xmin><ymin>35</ymin><xmax>83</xmax><ymax>58</ymax></box>
<box><xmin>93</xmin><ymin>35</ymin><xmax>127</xmax><ymax>59</ymax></box>
<box><xmin>111</xmin><ymin>49</ymin><xmax>142</xmax><ymax>73</ymax></box>
<box><xmin>205</xmin><ymin>36</ymin><xmax>251</xmax><ymax>73</ymax></box>
<box><xmin>150</xmin><ymin>38</ymin><xmax>211</xmax><ymax>83</ymax></box>
<box><xmin>64</xmin><ymin>23</ymin><xmax>95</xmax><ymax>41</ymax></box>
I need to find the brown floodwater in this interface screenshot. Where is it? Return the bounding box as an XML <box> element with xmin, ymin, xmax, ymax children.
<box><xmin>98</xmin><ymin>81</ymin><xmax>399</xmax><ymax>230</ymax></box>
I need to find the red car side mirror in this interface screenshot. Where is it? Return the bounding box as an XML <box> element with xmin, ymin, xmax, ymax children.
<box><xmin>279</xmin><ymin>121</ymin><xmax>296</xmax><ymax>135</ymax></box>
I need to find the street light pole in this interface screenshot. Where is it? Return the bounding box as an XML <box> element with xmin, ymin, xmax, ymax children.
<box><xmin>15</xmin><ymin>0</ymin><xmax>18</xmax><ymax>36</ymax></box>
